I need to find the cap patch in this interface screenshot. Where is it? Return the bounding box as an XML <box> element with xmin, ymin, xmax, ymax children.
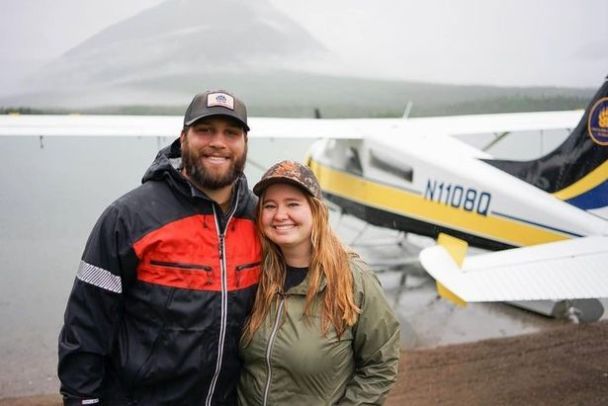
<box><xmin>207</xmin><ymin>92</ymin><xmax>235</xmax><ymax>110</ymax></box>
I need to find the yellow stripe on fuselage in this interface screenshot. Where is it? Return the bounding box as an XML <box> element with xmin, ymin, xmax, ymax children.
<box><xmin>553</xmin><ymin>160</ymin><xmax>608</xmax><ymax>200</ymax></box>
<box><xmin>310</xmin><ymin>160</ymin><xmax>569</xmax><ymax>247</ymax></box>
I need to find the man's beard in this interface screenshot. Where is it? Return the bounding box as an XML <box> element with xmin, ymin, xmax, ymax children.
<box><xmin>182</xmin><ymin>139</ymin><xmax>247</xmax><ymax>190</ymax></box>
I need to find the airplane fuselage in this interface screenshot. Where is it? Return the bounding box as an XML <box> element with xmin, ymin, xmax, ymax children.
<box><xmin>308</xmin><ymin>126</ymin><xmax>607</xmax><ymax>250</ymax></box>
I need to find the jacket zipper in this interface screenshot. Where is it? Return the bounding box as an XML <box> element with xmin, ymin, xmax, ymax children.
<box><xmin>235</xmin><ymin>261</ymin><xmax>261</xmax><ymax>288</ymax></box>
<box><xmin>204</xmin><ymin>194</ymin><xmax>239</xmax><ymax>406</ymax></box>
<box><xmin>263</xmin><ymin>297</ymin><xmax>285</xmax><ymax>406</ymax></box>
<box><xmin>150</xmin><ymin>260</ymin><xmax>212</xmax><ymax>271</ymax></box>
<box><xmin>236</xmin><ymin>262</ymin><xmax>261</xmax><ymax>271</ymax></box>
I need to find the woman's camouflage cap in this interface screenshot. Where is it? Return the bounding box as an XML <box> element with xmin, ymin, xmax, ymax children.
<box><xmin>253</xmin><ymin>160</ymin><xmax>322</xmax><ymax>199</ymax></box>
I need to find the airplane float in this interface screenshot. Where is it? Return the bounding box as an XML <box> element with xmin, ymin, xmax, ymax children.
<box><xmin>1</xmin><ymin>76</ymin><xmax>607</xmax><ymax>321</ymax></box>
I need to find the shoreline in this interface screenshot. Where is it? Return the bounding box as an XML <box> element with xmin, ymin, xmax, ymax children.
<box><xmin>3</xmin><ymin>320</ymin><xmax>607</xmax><ymax>405</ymax></box>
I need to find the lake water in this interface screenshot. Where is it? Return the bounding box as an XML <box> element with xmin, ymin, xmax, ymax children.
<box><xmin>0</xmin><ymin>132</ymin><xmax>603</xmax><ymax>398</ymax></box>
<box><xmin>0</xmin><ymin>135</ymin><xmax>314</xmax><ymax>397</ymax></box>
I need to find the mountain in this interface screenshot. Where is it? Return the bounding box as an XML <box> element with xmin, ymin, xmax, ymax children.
<box><xmin>6</xmin><ymin>0</ymin><xmax>327</xmax><ymax>107</ymax></box>
<box><xmin>0</xmin><ymin>0</ymin><xmax>596</xmax><ymax>116</ymax></box>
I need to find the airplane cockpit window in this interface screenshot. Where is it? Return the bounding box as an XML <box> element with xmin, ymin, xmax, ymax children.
<box><xmin>319</xmin><ymin>139</ymin><xmax>363</xmax><ymax>176</ymax></box>
<box><xmin>369</xmin><ymin>149</ymin><xmax>413</xmax><ymax>182</ymax></box>
<box><xmin>345</xmin><ymin>146</ymin><xmax>363</xmax><ymax>176</ymax></box>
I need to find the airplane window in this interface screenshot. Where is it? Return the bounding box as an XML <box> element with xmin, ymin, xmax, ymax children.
<box><xmin>345</xmin><ymin>147</ymin><xmax>363</xmax><ymax>176</ymax></box>
<box><xmin>369</xmin><ymin>149</ymin><xmax>413</xmax><ymax>182</ymax></box>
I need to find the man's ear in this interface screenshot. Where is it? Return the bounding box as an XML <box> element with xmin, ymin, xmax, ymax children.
<box><xmin>180</xmin><ymin>130</ymin><xmax>186</xmax><ymax>144</ymax></box>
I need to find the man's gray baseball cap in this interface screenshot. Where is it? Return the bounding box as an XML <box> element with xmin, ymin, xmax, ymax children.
<box><xmin>183</xmin><ymin>90</ymin><xmax>249</xmax><ymax>131</ymax></box>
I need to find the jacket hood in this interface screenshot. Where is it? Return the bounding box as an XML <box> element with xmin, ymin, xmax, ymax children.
<box><xmin>142</xmin><ymin>139</ymin><xmax>183</xmax><ymax>183</ymax></box>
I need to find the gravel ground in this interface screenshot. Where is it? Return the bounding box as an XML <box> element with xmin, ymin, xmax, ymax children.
<box><xmin>2</xmin><ymin>320</ymin><xmax>606</xmax><ymax>406</ymax></box>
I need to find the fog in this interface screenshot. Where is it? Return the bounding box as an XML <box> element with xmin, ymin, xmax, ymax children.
<box><xmin>1</xmin><ymin>0</ymin><xmax>606</xmax><ymax>96</ymax></box>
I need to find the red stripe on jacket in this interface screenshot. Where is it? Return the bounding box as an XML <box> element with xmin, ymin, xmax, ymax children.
<box><xmin>133</xmin><ymin>214</ymin><xmax>261</xmax><ymax>291</ymax></box>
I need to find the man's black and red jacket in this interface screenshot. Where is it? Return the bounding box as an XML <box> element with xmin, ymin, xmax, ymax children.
<box><xmin>58</xmin><ymin>140</ymin><xmax>261</xmax><ymax>405</ymax></box>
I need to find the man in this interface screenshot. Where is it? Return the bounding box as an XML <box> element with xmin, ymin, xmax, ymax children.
<box><xmin>58</xmin><ymin>90</ymin><xmax>261</xmax><ymax>405</ymax></box>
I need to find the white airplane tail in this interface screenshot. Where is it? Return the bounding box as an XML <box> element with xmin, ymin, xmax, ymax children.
<box><xmin>422</xmin><ymin>233</ymin><xmax>608</xmax><ymax>321</ymax></box>
<box><xmin>486</xmin><ymin>75</ymin><xmax>608</xmax><ymax>218</ymax></box>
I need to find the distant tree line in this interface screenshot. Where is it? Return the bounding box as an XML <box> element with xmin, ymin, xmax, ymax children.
<box><xmin>1</xmin><ymin>95</ymin><xmax>591</xmax><ymax>118</ymax></box>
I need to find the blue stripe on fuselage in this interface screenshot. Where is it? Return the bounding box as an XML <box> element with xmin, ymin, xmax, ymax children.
<box><xmin>566</xmin><ymin>180</ymin><xmax>608</xmax><ymax>210</ymax></box>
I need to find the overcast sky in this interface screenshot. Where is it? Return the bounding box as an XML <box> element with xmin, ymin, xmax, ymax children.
<box><xmin>1</xmin><ymin>0</ymin><xmax>606</xmax><ymax>93</ymax></box>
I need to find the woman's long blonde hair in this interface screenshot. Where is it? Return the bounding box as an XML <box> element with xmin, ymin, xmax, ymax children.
<box><xmin>242</xmin><ymin>192</ymin><xmax>360</xmax><ymax>344</ymax></box>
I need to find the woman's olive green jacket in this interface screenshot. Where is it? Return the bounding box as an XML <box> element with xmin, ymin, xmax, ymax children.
<box><xmin>238</xmin><ymin>258</ymin><xmax>400</xmax><ymax>405</ymax></box>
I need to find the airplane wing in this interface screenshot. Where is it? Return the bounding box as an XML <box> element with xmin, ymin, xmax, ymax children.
<box><xmin>0</xmin><ymin>114</ymin><xmax>393</xmax><ymax>139</ymax></box>
<box><xmin>402</xmin><ymin>110</ymin><xmax>584</xmax><ymax>137</ymax></box>
<box><xmin>419</xmin><ymin>234</ymin><xmax>608</xmax><ymax>301</ymax></box>
<box><xmin>0</xmin><ymin>110</ymin><xmax>583</xmax><ymax>139</ymax></box>
<box><xmin>0</xmin><ymin>114</ymin><xmax>182</xmax><ymax>137</ymax></box>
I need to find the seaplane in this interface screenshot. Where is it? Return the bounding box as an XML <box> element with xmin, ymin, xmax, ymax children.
<box><xmin>1</xmin><ymin>76</ymin><xmax>607</xmax><ymax>321</ymax></box>
<box><xmin>304</xmin><ymin>75</ymin><xmax>608</xmax><ymax>321</ymax></box>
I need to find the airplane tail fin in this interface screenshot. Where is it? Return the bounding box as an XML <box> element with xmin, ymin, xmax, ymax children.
<box><xmin>486</xmin><ymin>75</ymin><xmax>608</xmax><ymax>217</ymax></box>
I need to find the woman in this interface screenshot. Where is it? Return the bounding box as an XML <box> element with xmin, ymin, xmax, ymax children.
<box><xmin>239</xmin><ymin>160</ymin><xmax>400</xmax><ymax>405</ymax></box>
